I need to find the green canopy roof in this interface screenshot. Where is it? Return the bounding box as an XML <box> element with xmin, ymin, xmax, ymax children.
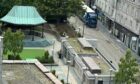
<box><xmin>1</xmin><ymin>6</ymin><xmax>46</xmax><ymax>25</ymax></box>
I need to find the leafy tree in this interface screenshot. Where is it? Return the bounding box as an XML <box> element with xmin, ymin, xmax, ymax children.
<box><xmin>11</xmin><ymin>29</ymin><xmax>25</xmax><ymax>57</ymax></box>
<box><xmin>115</xmin><ymin>49</ymin><xmax>139</xmax><ymax>84</ymax></box>
<box><xmin>44</xmin><ymin>50</ymin><xmax>49</xmax><ymax>59</ymax></box>
<box><xmin>3</xmin><ymin>28</ymin><xmax>25</xmax><ymax>59</ymax></box>
<box><xmin>3</xmin><ymin>28</ymin><xmax>12</xmax><ymax>55</ymax></box>
<box><xmin>0</xmin><ymin>0</ymin><xmax>21</xmax><ymax>17</ymax></box>
<box><xmin>42</xmin><ymin>0</ymin><xmax>83</xmax><ymax>22</ymax></box>
<box><xmin>0</xmin><ymin>0</ymin><xmax>84</xmax><ymax>22</ymax></box>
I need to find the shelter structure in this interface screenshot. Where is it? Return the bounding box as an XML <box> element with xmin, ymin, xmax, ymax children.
<box><xmin>0</xmin><ymin>6</ymin><xmax>46</xmax><ymax>41</ymax></box>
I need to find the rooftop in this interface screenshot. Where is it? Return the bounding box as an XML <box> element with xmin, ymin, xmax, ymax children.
<box><xmin>2</xmin><ymin>60</ymin><xmax>62</xmax><ymax>84</ymax></box>
<box><xmin>1</xmin><ymin>6</ymin><xmax>46</xmax><ymax>25</ymax></box>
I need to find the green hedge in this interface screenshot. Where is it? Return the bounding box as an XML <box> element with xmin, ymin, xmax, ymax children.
<box><xmin>36</xmin><ymin>51</ymin><xmax>54</xmax><ymax>63</ymax></box>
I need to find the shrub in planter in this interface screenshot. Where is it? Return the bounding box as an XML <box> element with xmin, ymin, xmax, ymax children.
<box><xmin>77</xmin><ymin>32</ymin><xmax>82</xmax><ymax>37</ymax></box>
<box><xmin>36</xmin><ymin>53</ymin><xmax>54</xmax><ymax>63</ymax></box>
<box><xmin>56</xmin><ymin>75</ymin><xmax>58</xmax><ymax>78</ymax></box>
<box><xmin>48</xmin><ymin>56</ymin><xmax>54</xmax><ymax>63</ymax></box>
<box><xmin>15</xmin><ymin>55</ymin><xmax>22</xmax><ymax>60</ymax></box>
<box><xmin>8</xmin><ymin>54</ymin><xmax>22</xmax><ymax>60</ymax></box>
<box><xmin>8</xmin><ymin>54</ymin><xmax>14</xmax><ymax>60</ymax></box>
<box><xmin>36</xmin><ymin>56</ymin><xmax>41</xmax><ymax>60</ymax></box>
<box><xmin>44</xmin><ymin>51</ymin><xmax>49</xmax><ymax>59</ymax></box>
<box><xmin>51</xmin><ymin>70</ymin><xmax>56</xmax><ymax>75</ymax></box>
<box><xmin>58</xmin><ymin>53</ymin><xmax>61</xmax><ymax>59</ymax></box>
<box><xmin>36</xmin><ymin>56</ymin><xmax>46</xmax><ymax>63</ymax></box>
<box><xmin>58</xmin><ymin>50</ymin><xmax>62</xmax><ymax>59</ymax></box>
<box><xmin>61</xmin><ymin>79</ymin><xmax>65</xmax><ymax>84</ymax></box>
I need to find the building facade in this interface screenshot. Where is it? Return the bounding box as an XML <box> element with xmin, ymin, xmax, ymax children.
<box><xmin>85</xmin><ymin>0</ymin><xmax>96</xmax><ymax>7</ymax></box>
<box><xmin>95</xmin><ymin>0</ymin><xmax>140</xmax><ymax>56</ymax></box>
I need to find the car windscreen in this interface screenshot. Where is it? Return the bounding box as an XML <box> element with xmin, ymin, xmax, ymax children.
<box><xmin>88</xmin><ymin>13</ymin><xmax>97</xmax><ymax>18</ymax></box>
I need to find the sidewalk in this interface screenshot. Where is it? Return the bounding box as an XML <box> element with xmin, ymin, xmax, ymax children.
<box><xmin>44</xmin><ymin>23</ymin><xmax>81</xmax><ymax>84</ymax></box>
<box><xmin>97</xmin><ymin>21</ymin><xmax>140</xmax><ymax>65</ymax></box>
<box><xmin>68</xmin><ymin>16</ymin><xmax>124</xmax><ymax>69</ymax></box>
<box><xmin>45</xmin><ymin>50</ymin><xmax>81</xmax><ymax>84</ymax></box>
<box><xmin>68</xmin><ymin>16</ymin><xmax>140</xmax><ymax>69</ymax></box>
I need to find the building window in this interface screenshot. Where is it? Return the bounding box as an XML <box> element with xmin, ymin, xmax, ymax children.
<box><xmin>132</xmin><ymin>0</ymin><xmax>135</xmax><ymax>2</ymax></box>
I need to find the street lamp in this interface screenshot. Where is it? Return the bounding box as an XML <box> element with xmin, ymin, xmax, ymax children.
<box><xmin>50</xmin><ymin>40</ymin><xmax>55</xmax><ymax>71</ymax></box>
<box><xmin>82</xmin><ymin>23</ymin><xmax>86</xmax><ymax>37</ymax></box>
<box><xmin>82</xmin><ymin>67</ymin><xmax>88</xmax><ymax>84</ymax></box>
<box><xmin>109</xmin><ymin>69</ymin><xmax>113</xmax><ymax>84</ymax></box>
<box><xmin>67</xmin><ymin>61</ymin><xmax>71</xmax><ymax>84</ymax></box>
<box><xmin>52</xmin><ymin>40</ymin><xmax>55</xmax><ymax>57</ymax></box>
<box><xmin>0</xmin><ymin>36</ymin><xmax>3</xmax><ymax>84</ymax></box>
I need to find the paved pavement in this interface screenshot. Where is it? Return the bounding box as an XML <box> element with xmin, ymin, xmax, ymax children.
<box><xmin>45</xmin><ymin>50</ymin><xmax>81</xmax><ymax>84</ymax></box>
<box><xmin>97</xmin><ymin>21</ymin><xmax>140</xmax><ymax>66</ymax></box>
<box><xmin>38</xmin><ymin>30</ymin><xmax>81</xmax><ymax>84</ymax></box>
<box><xmin>24</xmin><ymin>31</ymin><xmax>80</xmax><ymax>84</ymax></box>
<box><xmin>68</xmin><ymin>16</ymin><xmax>125</xmax><ymax>70</ymax></box>
<box><xmin>41</xmin><ymin>15</ymin><xmax>140</xmax><ymax>84</ymax></box>
<box><xmin>68</xmin><ymin>16</ymin><xmax>140</xmax><ymax>69</ymax></box>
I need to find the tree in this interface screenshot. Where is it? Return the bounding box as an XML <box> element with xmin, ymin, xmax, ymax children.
<box><xmin>115</xmin><ymin>49</ymin><xmax>139</xmax><ymax>84</ymax></box>
<box><xmin>3</xmin><ymin>28</ymin><xmax>25</xmax><ymax>59</ymax></box>
<box><xmin>0</xmin><ymin>0</ymin><xmax>21</xmax><ymax>17</ymax></box>
<box><xmin>0</xmin><ymin>0</ymin><xmax>84</xmax><ymax>22</ymax></box>
<box><xmin>45</xmin><ymin>0</ymin><xmax>83</xmax><ymax>22</ymax></box>
<box><xmin>0</xmin><ymin>0</ymin><xmax>85</xmax><ymax>25</ymax></box>
<box><xmin>3</xmin><ymin>28</ymin><xmax>12</xmax><ymax>55</ymax></box>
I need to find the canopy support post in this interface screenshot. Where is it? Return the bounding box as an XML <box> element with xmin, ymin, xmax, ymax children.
<box><xmin>42</xmin><ymin>24</ymin><xmax>44</xmax><ymax>38</ymax></box>
<box><xmin>32</xmin><ymin>27</ymin><xmax>34</xmax><ymax>41</ymax></box>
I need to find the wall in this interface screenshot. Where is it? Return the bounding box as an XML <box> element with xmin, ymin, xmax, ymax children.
<box><xmin>95</xmin><ymin>0</ymin><xmax>140</xmax><ymax>35</ymax></box>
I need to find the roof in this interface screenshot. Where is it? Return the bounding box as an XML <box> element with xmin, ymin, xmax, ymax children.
<box><xmin>3</xmin><ymin>60</ymin><xmax>62</xmax><ymax>84</ymax></box>
<box><xmin>1</xmin><ymin>6</ymin><xmax>46</xmax><ymax>25</ymax></box>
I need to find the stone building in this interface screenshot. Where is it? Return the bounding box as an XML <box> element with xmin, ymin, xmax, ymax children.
<box><xmin>95</xmin><ymin>0</ymin><xmax>140</xmax><ymax>56</ymax></box>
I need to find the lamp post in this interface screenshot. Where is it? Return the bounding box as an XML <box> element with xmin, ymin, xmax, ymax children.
<box><xmin>95</xmin><ymin>74</ymin><xmax>98</xmax><ymax>84</ymax></box>
<box><xmin>53</xmin><ymin>40</ymin><xmax>55</xmax><ymax>56</ymax></box>
<box><xmin>51</xmin><ymin>40</ymin><xmax>55</xmax><ymax>71</ymax></box>
<box><xmin>67</xmin><ymin>61</ymin><xmax>71</xmax><ymax>84</ymax></box>
<box><xmin>82</xmin><ymin>23</ymin><xmax>86</xmax><ymax>37</ymax></box>
<box><xmin>82</xmin><ymin>67</ymin><xmax>87</xmax><ymax>84</ymax></box>
<box><xmin>0</xmin><ymin>36</ymin><xmax>3</xmax><ymax>84</ymax></box>
<box><xmin>109</xmin><ymin>69</ymin><xmax>113</xmax><ymax>84</ymax></box>
<box><xmin>75</xmin><ymin>27</ymin><xmax>81</xmax><ymax>37</ymax></box>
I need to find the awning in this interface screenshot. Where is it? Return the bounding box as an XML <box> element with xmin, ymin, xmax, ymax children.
<box><xmin>1</xmin><ymin>6</ymin><xmax>46</xmax><ymax>25</ymax></box>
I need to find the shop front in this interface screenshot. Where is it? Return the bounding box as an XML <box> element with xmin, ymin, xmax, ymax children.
<box><xmin>113</xmin><ymin>22</ymin><xmax>139</xmax><ymax>54</ymax></box>
<box><xmin>97</xmin><ymin>9</ymin><xmax>114</xmax><ymax>31</ymax></box>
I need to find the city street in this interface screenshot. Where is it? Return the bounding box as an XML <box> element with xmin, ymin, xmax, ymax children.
<box><xmin>68</xmin><ymin>16</ymin><xmax>126</xmax><ymax>70</ymax></box>
<box><xmin>44</xmin><ymin>15</ymin><xmax>140</xmax><ymax>84</ymax></box>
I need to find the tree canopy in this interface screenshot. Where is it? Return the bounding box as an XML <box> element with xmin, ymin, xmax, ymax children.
<box><xmin>3</xmin><ymin>28</ymin><xmax>25</xmax><ymax>58</ymax></box>
<box><xmin>0</xmin><ymin>0</ymin><xmax>84</xmax><ymax>21</ymax></box>
<box><xmin>115</xmin><ymin>49</ymin><xmax>139</xmax><ymax>84</ymax></box>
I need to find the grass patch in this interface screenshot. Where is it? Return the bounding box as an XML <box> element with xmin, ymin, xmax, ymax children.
<box><xmin>20</xmin><ymin>49</ymin><xmax>45</xmax><ymax>59</ymax></box>
<box><xmin>4</xmin><ymin>48</ymin><xmax>45</xmax><ymax>60</ymax></box>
